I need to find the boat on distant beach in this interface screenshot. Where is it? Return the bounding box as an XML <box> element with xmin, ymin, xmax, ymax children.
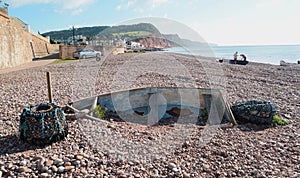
<box><xmin>280</xmin><ymin>60</ymin><xmax>300</xmax><ymax>66</ymax></box>
<box><xmin>229</xmin><ymin>60</ymin><xmax>249</xmax><ymax>65</ymax></box>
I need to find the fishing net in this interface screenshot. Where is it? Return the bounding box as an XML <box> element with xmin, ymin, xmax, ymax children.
<box><xmin>19</xmin><ymin>103</ymin><xmax>68</xmax><ymax>146</ymax></box>
<box><xmin>231</xmin><ymin>100</ymin><xmax>277</xmax><ymax>124</ymax></box>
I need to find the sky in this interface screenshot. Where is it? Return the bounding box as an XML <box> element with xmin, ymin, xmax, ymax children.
<box><xmin>3</xmin><ymin>0</ymin><xmax>300</xmax><ymax>46</ymax></box>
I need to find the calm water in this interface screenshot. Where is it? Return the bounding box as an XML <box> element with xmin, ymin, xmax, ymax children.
<box><xmin>166</xmin><ymin>45</ymin><xmax>300</xmax><ymax>65</ymax></box>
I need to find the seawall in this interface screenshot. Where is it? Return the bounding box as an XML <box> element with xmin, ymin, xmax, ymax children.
<box><xmin>0</xmin><ymin>9</ymin><xmax>57</xmax><ymax>69</ymax></box>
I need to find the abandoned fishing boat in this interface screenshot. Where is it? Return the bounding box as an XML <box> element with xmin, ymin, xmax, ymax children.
<box><xmin>71</xmin><ymin>87</ymin><xmax>236</xmax><ymax>126</ymax></box>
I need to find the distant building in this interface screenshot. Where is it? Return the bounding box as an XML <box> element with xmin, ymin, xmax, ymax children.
<box><xmin>124</xmin><ymin>41</ymin><xmax>144</xmax><ymax>52</ymax></box>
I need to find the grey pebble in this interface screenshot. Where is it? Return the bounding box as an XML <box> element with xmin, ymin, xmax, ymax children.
<box><xmin>54</xmin><ymin>159</ymin><xmax>64</xmax><ymax>166</ymax></box>
<box><xmin>168</xmin><ymin>162</ymin><xmax>177</xmax><ymax>169</ymax></box>
<box><xmin>19</xmin><ymin>160</ymin><xmax>27</xmax><ymax>166</ymax></box>
<box><xmin>40</xmin><ymin>166</ymin><xmax>49</xmax><ymax>173</ymax></box>
<box><xmin>58</xmin><ymin>166</ymin><xmax>65</xmax><ymax>173</ymax></box>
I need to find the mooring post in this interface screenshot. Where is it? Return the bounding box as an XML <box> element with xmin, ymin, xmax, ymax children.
<box><xmin>46</xmin><ymin>72</ymin><xmax>53</xmax><ymax>103</ymax></box>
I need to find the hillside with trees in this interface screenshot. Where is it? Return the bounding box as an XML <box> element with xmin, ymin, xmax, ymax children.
<box><xmin>42</xmin><ymin>26</ymin><xmax>109</xmax><ymax>41</ymax></box>
<box><xmin>42</xmin><ymin>23</ymin><xmax>215</xmax><ymax>48</ymax></box>
<box><xmin>42</xmin><ymin>23</ymin><xmax>161</xmax><ymax>42</ymax></box>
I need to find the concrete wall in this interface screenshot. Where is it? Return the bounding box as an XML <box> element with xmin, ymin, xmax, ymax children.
<box><xmin>59</xmin><ymin>45</ymin><xmax>87</xmax><ymax>59</ymax></box>
<box><xmin>0</xmin><ymin>7</ymin><xmax>8</xmax><ymax>17</ymax></box>
<box><xmin>59</xmin><ymin>45</ymin><xmax>112</xmax><ymax>59</ymax></box>
<box><xmin>0</xmin><ymin>11</ymin><xmax>57</xmax><ymax>69</ymax></box>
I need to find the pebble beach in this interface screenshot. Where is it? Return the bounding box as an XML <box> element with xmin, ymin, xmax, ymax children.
<box><xmin>0</xmin><ymin>52</ymin><xmax>299</xmax><ymax>177</ymax></box>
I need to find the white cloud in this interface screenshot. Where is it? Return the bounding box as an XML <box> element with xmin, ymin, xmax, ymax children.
<box><xmin>8</xmin><ymin>0</ymin><xmax>95</xmax><ymax>12</ymax></box>
<box><xmin>116</xmin><ymin>5</ymin><xmax>122</xmax><ymax>11</ymax></box>
<box><xmin>58</xmin><ymin>0</ymin><xmax>95</xmax><ymax>10</ymax></box>
<box><xmin>71</xmin><ymin>8</ymin><xmax>83</xmax><ymax>15</ymax></box>
<box><xmin>127</xmin><ymin>0</ymin><xmax>137</xmax><ymax>7</ymax></box>
<box><xmin>255</xmin><ymin>0</ymin><xmax>285</xmax><ymax>9</ymax></box>
<box><xmin>116</xmin><ymin>0</ymin><xmax>137</xmax><ymax>11</ymax></box>
<box><xmin>147</xmin><ymin>0</ymin><xmax>169</xmax><ymax>8</ymax></box>
<box><xmin>134</xmin><ymin>8</ymin><xmax>144</xmax><ymax>13</ymax></box>
<box><xmin>116</xmin><ymin>0</ymin><xmax>169</xmax><ymax>11</ymax></box>
<box><xmin>8</xmin><ymin>0</ymin><xmax>50</xmax><ymax>7</ymax></box>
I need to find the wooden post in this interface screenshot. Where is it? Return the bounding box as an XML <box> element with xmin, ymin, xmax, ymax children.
<box><xmin>46</xmin><ymin>72</ymin><xmax>53</xmax><ymax>103</ymax></box>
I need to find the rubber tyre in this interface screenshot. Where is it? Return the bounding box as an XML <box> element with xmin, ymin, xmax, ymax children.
<box><xmin>231</xmin><ymin>100</ymin><xmax>277</xmax><ymax>124</ymax></box>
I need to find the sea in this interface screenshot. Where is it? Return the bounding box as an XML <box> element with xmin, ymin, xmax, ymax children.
<box><xmin>165</xmin><ymin>44</ymin><xmax>300</xmax><ymax>65</ymax></box>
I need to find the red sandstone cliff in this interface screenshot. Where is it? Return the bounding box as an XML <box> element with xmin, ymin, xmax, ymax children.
<box><xmin>137</xmin><ymin>37</ymin><xmax>175</xmax><ymax>49</ymax></box>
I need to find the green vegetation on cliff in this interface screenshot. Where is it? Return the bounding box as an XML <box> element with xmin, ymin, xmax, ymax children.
<box><xmin>43</xmin><ymin>26</ymin><xmax>109</xmax><ymax>40</ymax></box>
<box><xmin>112</xmin><ymin>31</ymin><xmax>152</xmax><ymax>38</ymax></box>
<box><xmin>42</xmin><ymin>23</ymin><xmax>160</xmax><ymax>41</ymax></box>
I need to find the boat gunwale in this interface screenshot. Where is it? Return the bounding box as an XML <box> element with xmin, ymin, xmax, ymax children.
<box><xmin>72</xmin><ymin>87</ymin><xmax>224</xmax><ymax>104</ymax></box>
<box><xmin>71</xmin><ymin>87</ymin><xmax>236</xmax><ymax>125</ymax></box>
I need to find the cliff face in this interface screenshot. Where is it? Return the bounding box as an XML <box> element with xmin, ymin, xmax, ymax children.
<box><xmin>138</xmin><ymin>37</ymin><xmax>175</xmax><ymax>49</ymax></box>
<box><xmin>163</xmin><ymin>34</ymin><xmax>182</xmax><ymax>45</ymax></box>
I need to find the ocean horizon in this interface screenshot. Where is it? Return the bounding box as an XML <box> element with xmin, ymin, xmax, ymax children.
<box><xmin>165</xmin><ymin>44</ymin><xmax>300</xmax><ymax>65</ymax></box>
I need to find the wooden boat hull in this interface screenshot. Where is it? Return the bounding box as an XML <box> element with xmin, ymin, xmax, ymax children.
<box><xmin>72</xmin><ymin>87</ymin><xmax>236</xmax><ymax>126</ymax></box>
